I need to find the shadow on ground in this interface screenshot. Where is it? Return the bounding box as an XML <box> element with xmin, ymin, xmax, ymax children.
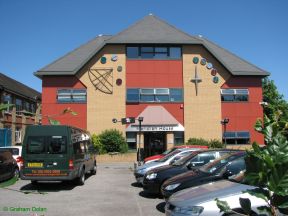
<box><xmin>20</xmin><ymin>175</ymin><xmax>93</xmax><ymax>193</ymax></box>
<box><xmin>131</xmin><ymin>182</ymin><xmax>142</xmax><ymax>188</ymax></box>
<box><xmin>156</xmin><ymin>202</ymin><xmax>166</xmax><ymax>213</ymax></box>
<box><xmin>139</xmin><ymin>191</ymin><xmax>161</xmax><ymax>199</ymax></box>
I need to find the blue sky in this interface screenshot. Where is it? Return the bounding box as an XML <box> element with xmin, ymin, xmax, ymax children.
<box><xmin>0</xmin><ymin>0</ymin><xmax>287</xmax><ymax>100</ymax></box>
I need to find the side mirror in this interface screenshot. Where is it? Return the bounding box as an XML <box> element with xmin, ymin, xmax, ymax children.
<box><xmin>187</xmin><ymin>163</ymin><xmax>193</xmax><ymax>170</ymax></box>
<box><xmin>223</xmin><ymin>170</ymin><xmax>233</xmax><ymax>179</ymax></box>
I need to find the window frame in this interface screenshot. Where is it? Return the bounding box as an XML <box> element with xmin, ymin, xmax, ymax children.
<box><xmin>221</xmin><ymin>88</ymin><xmax>249</xmax><ymax>102</ymax></box>
<box><xmin>57</xmin><ymin>89</ymin><xmax>87</xmax><ymax>104</ymax></box>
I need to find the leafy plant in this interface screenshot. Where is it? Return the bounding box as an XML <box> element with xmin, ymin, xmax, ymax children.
<box><xmin>91</xmin><ymin>134</ymin><xmax>106</xmax><ymax>154</ymax></box>
<box><xmin>209</xmin><ymin>139</ymin><xmax>224</xmax><ymax>148</ymax></box>
<box><xmin>0</xmin><ymin>103</ymin><xmax>14</xmax><ymax>111</ymax></box>
<box><xmin>46</xmin><ymin>107</ymin><xmax>78</xmax><ymax>125</ymax></box>
<box><xmin>186</xmin><ymin>137</ymin><xmax>209</xmax><ymax>147</ymax></box>
<box><xmin>216</xmin><ymin>112</ymin><xmax>288</xmax><ymax>216</ymax></box>
<box><xmin>99</xmin><ymin>129</ymin><xmax>128</xmax><ymax>153</ymax></box>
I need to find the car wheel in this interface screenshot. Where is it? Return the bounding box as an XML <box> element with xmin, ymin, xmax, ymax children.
<box><xmin>90</xmin><ymin>162</ymin><xmax>97</xmax><ymax>175</ymax></box>
<box><xmin>76</xmin><ymin>169</ymin><xmax>85</xmax><ymax>186</ymax></box>
<box><xmin>14</xmin><ymin>167</ymin><xmax>19</xmax><ymax>180</ymax></box>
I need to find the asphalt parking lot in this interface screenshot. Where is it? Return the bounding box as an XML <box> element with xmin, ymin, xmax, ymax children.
<box><xmin>0</xmin><ymin>162</ymin><xmax>165</xmax><ymax>216</ymax></box>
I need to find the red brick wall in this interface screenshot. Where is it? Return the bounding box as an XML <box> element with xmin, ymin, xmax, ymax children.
<box><xmin>126</xmin><ymin>60</ymin><xmax>184</xmax><ymax>124</ymax></box>
<box><xmin>221</xmin><ymin>77</ymin><xmax>264</xmax><ymax>144</ymax></box>
<box><xmin>42</xmin><ymin>76</ymin><xmax>87</xmax><ymax>129</ymax></box>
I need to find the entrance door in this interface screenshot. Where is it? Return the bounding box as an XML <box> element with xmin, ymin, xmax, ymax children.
<box><xmin>144</xmin><ymin>132</ymin><xmax>166</xmax><ymax>158</ymax></box>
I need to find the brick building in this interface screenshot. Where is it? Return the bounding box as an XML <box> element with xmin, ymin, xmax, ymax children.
<box><xmin>35</xmin><ymin>15</ymin><xmax>269</xmax><ymax>156</ymax></box>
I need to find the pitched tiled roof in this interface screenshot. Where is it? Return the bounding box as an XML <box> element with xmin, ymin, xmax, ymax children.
<box><xmin>0</xmin><ymin>73</ymin><xmax>41</xmax><ymax>100</ymax></box>
<box><xmin>35</xmin><ymin>15</ymin><xmax>269</xmax><ymax>78</ymax></box>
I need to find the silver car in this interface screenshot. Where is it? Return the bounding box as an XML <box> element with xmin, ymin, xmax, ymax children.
<box><xmin>165</xmin><ymin>173</ymin><xmax>283</xmax><ymax>216</ymax></box>
<box><xmin>134</xmin><ymin>149</ymin><xmax>197</xmax><ymax>184</ymax></box>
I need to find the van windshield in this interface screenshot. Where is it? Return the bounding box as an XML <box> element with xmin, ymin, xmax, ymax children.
<box><xmin>27</xmin><ymin>136</ymin><xmax>67</xmax><ymax>154</ymax></box>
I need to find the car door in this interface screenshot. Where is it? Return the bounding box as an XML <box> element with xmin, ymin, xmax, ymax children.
<box><xmin>0</xmin><ymin>152</ymin><xmax>13</xmax><ymax>181</ymax></box>
<box><xmin>0</xmin><ymin>152</ymin><xmax>5</xmax><ymax>180</ymax></box>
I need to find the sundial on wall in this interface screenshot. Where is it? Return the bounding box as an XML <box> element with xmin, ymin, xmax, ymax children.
<box><xmin>88</xmin><ymin>68</ymin><xmax>113</xmax><ymax>94</ymax></box>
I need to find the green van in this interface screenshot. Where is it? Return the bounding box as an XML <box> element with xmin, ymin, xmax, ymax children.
<box><xmin>20</xmin><ymin>125</ymin><xmax>97</xmax><ymax>185</ymax></box>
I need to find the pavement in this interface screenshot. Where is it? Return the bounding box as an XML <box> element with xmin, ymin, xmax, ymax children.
<box><xmin>0</xmin><ymin>162</ymin><xmax>165</xmax><ymax>216</ymax></box>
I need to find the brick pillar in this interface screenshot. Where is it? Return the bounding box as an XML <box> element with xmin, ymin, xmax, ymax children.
<box><xmin>166</xmin><ymin>132</ymin><xmax>174</xmax><ymax>150</ymax></box>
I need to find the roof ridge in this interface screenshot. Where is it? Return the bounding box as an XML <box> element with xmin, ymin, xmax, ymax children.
<box><xmin>201</xmin><ymin>37</ymin><xmax>269</xmax><ymax>74</ymax></box>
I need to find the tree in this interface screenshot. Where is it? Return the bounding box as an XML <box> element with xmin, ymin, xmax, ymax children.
<box><xmin>262</xmin><ymin>78</ymin><xmax>288</xmax><ymax>123</ymax></box>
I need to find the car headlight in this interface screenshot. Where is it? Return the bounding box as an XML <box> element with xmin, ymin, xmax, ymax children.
<box><xmin>173</xmin><ymin>206</ymin><xmax>204</xmax><ymax>216</ymax></box>
<box><xmin>137</xmin><ymin>168</ymin><xmax>147</xmax><ymax>175</ymax></box>
<box><xmin>146</xmin><ymin>173</ymin><xmax>157</xmax><ymax>180</ymax></box>
<box><xmin>165</xmin><ymin>183</ymin><xmax>180</xmax><ymax>191</ymax></box>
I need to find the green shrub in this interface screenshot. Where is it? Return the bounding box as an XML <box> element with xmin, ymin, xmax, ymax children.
<box><xmin>91</xmin><ymin>134</ymin><xmax>106</xmax><ymax>154</ymax></box>
<box><xmin>186</xmin><ymin>137</ymin><xmax>209</xmax><ymax>147</ymax></box>
<box><xmin>99</xmin><ymin>129</ymin><xmax>128</xmax><ymax>153</ymax></box>
<box><xmin>208</xmin><ymin>139</ymin><xmax>223</xmax><ymax>148</ymax></box>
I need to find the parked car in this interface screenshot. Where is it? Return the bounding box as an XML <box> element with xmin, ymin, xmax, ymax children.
<box><xmin>142</xmin><ymin>149</ymin><xmax>238</xmax><ymax>195</ymax></box>
<box><xmin>134</xmin><ymin>148</ymin><xmax>197</xmax><ymax>185</ymax></box>
<box><xmin>161</xmin><ymin>151</ymin><xmax>246</xmax><ymax>199</ymax></box>
<box><xmin>0</xmin><ymin>151</ymin><xmax>19</xmax><ymax>182</ymax></box>
<box><xmin>144</xmin><ymin>145</ymin><xmax>208</xmax><ymax>164</ymax></box>
<box><xmin>165</xmin><ymin>172</ymin><xmax>286</xmax><ymax>216</ymax></box>
<box><xmin>20</xmin><ymin>125</ymin><xmax>97</xmax><ymax>185</ymax></box>
<box><xmin>0</xmin><ymin>146</ymin><xmax>23</xmax><ymax>169</ymax></box>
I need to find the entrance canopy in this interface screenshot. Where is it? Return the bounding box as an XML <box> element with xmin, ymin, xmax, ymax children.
<box><xmin>126</xmin><ymin>106</ymin><xmax>184</xmax><ymax>132</ymax></box>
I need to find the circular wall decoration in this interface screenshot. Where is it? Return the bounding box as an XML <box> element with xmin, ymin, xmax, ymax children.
<box><xmin>211</xmin><ymin>68</ymin><xmax>217</xmax><ymax>76</ymax></box>
<box><xmin>100</xmin><ymin>56</ymin><xmax>107</xmax><ymax>64</ymax></box>
<box><xmin>200</xmin><ymin>58</ymin><xmax>207</xmax><ymax>65</ymax></box>
<box><xmin>193</xmin><ymin>57</ymin><xmax>199</xmax><ymax>64</ymax></box>
<box><xmin>111</xmin><ymin>55</ymin><xmax>118</xmax><ymax>62</ymax></box>
<box><xmin>116</xmin><ymin>79</ymin><xmax>122</xmax><ymax>86</ymax></box>
<box><xmin>117</xmin><ymin>66</ymin><xmax>123</xmax><ymax>72</ymax></box>
<box><xmin>213</xmin><ymin>76</ymin><xmax>219</xmax><ymax>83</ymax></box>
<box><xmin>206</xmin><ymin>63</ymin><xmax>213</xmax><ymax>69</ymax></box>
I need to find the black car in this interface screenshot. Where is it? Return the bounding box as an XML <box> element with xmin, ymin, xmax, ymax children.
<box><xmin>142</xmin><ymin>149</ymin><xmax>237</xmax><ymax>195</ymax></box>
<box><xmin>0</xmin><ymin>151</ymin><xmax>19</xmax><ymax>182</ymax></box>
<box><xmin>161</xmin><ymin>151</ymin><xmax>246</xmax><ymax>199</ymax></box>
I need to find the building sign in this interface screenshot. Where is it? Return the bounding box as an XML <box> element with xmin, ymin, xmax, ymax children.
<box><xmin>126</xmin><ymin>124</ymin><xmax>185</xmax><ymax>132</ymax></box>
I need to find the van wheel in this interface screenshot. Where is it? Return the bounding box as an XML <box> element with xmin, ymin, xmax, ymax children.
<box><xmin>91</xmin><ymin>162</ymin><xmax>97</xmax><ymax>175</ymax></box>
<box><xmin>76</xmin><ymin>169</ymin><xmax>85</xmax><ymax>186</ymax></box>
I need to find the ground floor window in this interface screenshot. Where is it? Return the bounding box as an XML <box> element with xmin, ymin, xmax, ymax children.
<box><xmin>223</xmin><ymin>131</ymin><xmax>250</xmax><ymax>145</ymax></box>
<box><xmin>126</xmin><ymin>132</ymin><xmax>137</xmax><ymax>149</ymax></box>
<box><xmin>174</xmin><ymin>132</ymin><xmax>184</xmax><ymax>145</ymax></box>
<box><xmin>15</xmin><ymin>127</ymin><xmax>22</xmax><ymax>144</ymax></box>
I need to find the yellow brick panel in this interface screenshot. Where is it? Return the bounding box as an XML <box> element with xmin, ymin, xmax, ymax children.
<box><xmin>183</xmin><ymin>45</ymin><xmax>231</xmax><ymax>142</ymax></box>
<box><xmin>77</xmin><ymin>45</ymin><xmax>126</xmax><ymax>135</ymax></box>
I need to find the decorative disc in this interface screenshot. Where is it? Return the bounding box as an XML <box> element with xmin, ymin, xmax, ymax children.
<box><xmin>111</xmin><ymin>55</ymin><xmax>118</xmax><ymax>62</ymax></box>
<box><xmin>116</xmin><ymin>79</ymin><xmax>122</xmax><ymax>86</ymax></box>
<box><xmin>193</xmin><ymin>57</ymin><xmax>199</xmax><ymax>64</ymax></box>
<box><xmin>206</xmin><ymin>63</ymin><xmax>213</xmax><ymax>69</ymax></box>
<box><xmin>117</xmin><ymin>66</ymin><xmax>122</xmax><ymax>72</ymax></box>
<box><xmin>100</xmin><ymin>56</ymin><xmax>107</xmax><ymax>64</ymax></box>
<box><xmin>200</xmin><ymin>58</ymin><xmax>207</xmax><ymax>65</ymax></box>
<box><xmin>211</xmin><ymin>68</ymin><xmax>217</xmax><ymax>76</ymax></box>
<box><xmin>213</xmin><ymin>76</ymin><xmax>219</xmax><ymax>83</ymax></box>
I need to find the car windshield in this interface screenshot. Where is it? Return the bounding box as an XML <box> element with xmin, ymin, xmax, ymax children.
<box><xmin>172</xmin><ymin>151</ymin><xmax>199</xmax><ymax>166</ymax></box>
<box><xmin>162</xmin><ymin>147</ymin><xmax>176</xmax><ymax>155</ymax></box>
<box><xmin>157</xmin><ymin>150</ymin><xmax>181</xmax><ymax>162</ymax></box>
<box><xmin>0</xmin><ymin>148</ymin><xmax>19</xmax><ymax>155</ymax></box>
<box><xmin>199</xmin><ymin>153</ymin><xmax>243</xmax><ymax>174</ymax></box>
<box><xmin>27</xmin><ymin>136</ymin><xmax>67</xmax><ymax>154</ymax></box>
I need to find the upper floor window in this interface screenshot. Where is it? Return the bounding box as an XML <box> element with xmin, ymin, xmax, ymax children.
<box><xmin>126</xmin><ymin>88</ymin><xmax>183</xmax><ymax>103</ymax></box>
<box><xmin>57</xmin><ymin>89</ymin><xmax>87</xmax><ymax>103</ymax></box>
<box><xmin>15</xmin><ymin>98</ymin><xmax>23</xmax><ymax>113</ymax></box>
<box><xmin>126</xmin><ymin>46</ymin><xmax>182</xmax><ymax>59</ymax></box>
<box><xmin>221</xmin><ymin>89</ymin><xmax>249</xmax><ymax>102</ymax></box>
<box><xmin>3</xmin><ymin>94</ymin><xmax>13</xmax><ymax>112</ymax></box>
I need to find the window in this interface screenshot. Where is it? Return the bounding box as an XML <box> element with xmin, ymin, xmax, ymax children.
<box><xmin>223</xmin><ymin>131</ymin><xmax>250</xmax><ymax>145</ymax></box>
<box><xmin>15</xmin><ymin>127</ymin><xmax>21</xmax><ymax>143</ymax></box>
<box><xmin>126</xmin><ymin>88</ymin><xmax>183</xmax><ymax>103</ymax></box>
<box><xmin>221</xmin><ymin>89</ymin><xmax>249</xmax><ymax>102</ymax></box>
<box><xmin>3</xmin><ymin>94</ymin><xmax>12</xmax><ymax>112</ymax></box>
<box><xmin>126</xmin><ymin>132</ymin><xmax>137</xmax><ymax>149</ymax></box>
<box><xmin>57</xmin><ymin>89</ymin><xmax>87</xmax><ymax>103</ymax></box>
<box><xmin>48</xmin><ymin>136</ymin><xmax>67</xmax><ymax>154</ymax></box>
<box><xmin>15</xmin><ymin>98</ymin><xmax>22</xmax><ymax>114</ymax></box>
<box><xmin>126</xmin><ymin>47</ymin><xmax>139</xmax><ymax>58</ymax></box>
<box><xmin>174</xmin><ymin>132</ymin><xmax>184</xmax><ymax>145</ymax></box>
<box><xmin>127</xmin><ymin>89</ymin><xmax>140</xmax><ymax>102</ymax></box>
<box><xmin>126</xmin><ymin>46</ymin><xmax>181</xmax><ymax>59</ymax></box>
<box><xmin>27</xmin><ymin>137</ymin><xmax>46</xmax><ymax>154</ymax></box>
